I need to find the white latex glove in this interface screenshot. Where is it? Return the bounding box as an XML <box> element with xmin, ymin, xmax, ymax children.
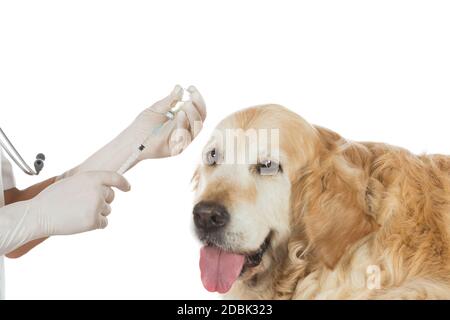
<box><xmin>132</xmin><ymin>85</ymin><xmax>207</xmax><ymax>160</ymax></box>
<box><xmin>0</xmin><ymin>171</ymin><xmax>130</xmax><ymax>255</ymax></box>
<box><xmin>60</xmin><ymin>85</ymin><xmax>206</xmax><ymax>179</ymax></box>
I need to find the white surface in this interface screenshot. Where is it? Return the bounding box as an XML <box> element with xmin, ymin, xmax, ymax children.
<box><xmin>0</xmin><ymin>0</ymin><xmax>449</xmax><ymax>299</ymax></box>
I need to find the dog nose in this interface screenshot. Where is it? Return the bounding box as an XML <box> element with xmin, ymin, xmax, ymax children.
<box><xmin>193</xmin><ymin>201</ymin><xmax>230</xmax><ymax>232</ymax></box>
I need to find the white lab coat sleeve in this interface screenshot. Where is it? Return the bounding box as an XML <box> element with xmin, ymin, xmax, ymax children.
<box><xmin>1</xmin><ymin>151</ymin><xmax>16</xmax><ymax>190</ymax></box>
<box><xmin>1</xmin><ymin>148</ymin><xmax>15</xmax><ymax>300</ymax></box>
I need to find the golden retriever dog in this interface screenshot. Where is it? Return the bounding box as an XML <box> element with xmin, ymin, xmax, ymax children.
<box><xmin>192</xmin><ymin>104</ymin><xmax>450</xmax><ymax>300</ymax></box>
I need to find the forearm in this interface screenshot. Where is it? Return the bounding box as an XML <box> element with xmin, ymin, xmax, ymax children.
<box><xmin>0</xmin><ymin>201</ymin><xmax>43</xmax><ymax>256</ymax></box>
<box><xmin>5</xmin><ymin>238</ymin><xmax>47</xmax><ymax>259</ymax></box>
<box><xmin>3</xmin><ymin>177</ymin><xmax>56</xmax><ymax>258</ymax></box>
<box><xmin>5</xmin><ymin>177</ymin><xmax>56</xmax><ymax>204</ymax></box>
<box><xmin>60</xmin><ymin>127</ymin><xmax>138</xmax><ymax>179</ymax></box>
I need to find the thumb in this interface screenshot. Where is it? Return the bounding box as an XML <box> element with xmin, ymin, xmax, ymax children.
<box><xmin>93</xmin><ymin>171</ymin><xmax>131</xmax><ymax>192</ymax></box>
<box><xmin>151</xmin><ymin>85</ymin><xmax>184</xmax><ymax>113</ymax></box>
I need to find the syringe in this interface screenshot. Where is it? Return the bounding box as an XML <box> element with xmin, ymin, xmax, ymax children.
<box><xmin>117</xmin><ymin>88</ymin><xmax>191</xmax><ymax>175</ymax></box>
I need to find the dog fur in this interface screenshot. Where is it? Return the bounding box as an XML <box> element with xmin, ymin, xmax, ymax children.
<box><xmin>193</xmin><ymin>104</ymin><xmax>450</xmax><ymax>300</ymax></box>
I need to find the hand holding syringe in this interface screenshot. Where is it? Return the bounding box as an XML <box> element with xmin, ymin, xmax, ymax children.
<box><xmin>58</xmin><ymin>85</ymin><xmax>206</xmax><ymax>180</ymax></box>
<box><xmin>117</xmin><ymin>87</ymin><xmax>196</xmax><ymax>174</ymax></box>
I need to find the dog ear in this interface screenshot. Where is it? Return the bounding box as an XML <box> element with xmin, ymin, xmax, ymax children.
<box><xmin>292</xmin><ymin>132</ymin><xmax>378</xmax><ymax>269</ymax></box>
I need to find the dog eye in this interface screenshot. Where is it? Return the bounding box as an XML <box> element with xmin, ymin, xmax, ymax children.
<box><xmin>205</xmin><ymin>148</ymin><xmax>218</xmax><ymax>166</ymax></box>
<box><xmin>256</xmin><ymin>160</ymin><xmax>282</xmax><ymax>176</ymax></box>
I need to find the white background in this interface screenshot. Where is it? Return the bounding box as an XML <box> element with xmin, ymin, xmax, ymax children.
<box><xmin>1</xmin><ymin>0</ymin><xmax>449</xmax><ymax>299</ymax></box>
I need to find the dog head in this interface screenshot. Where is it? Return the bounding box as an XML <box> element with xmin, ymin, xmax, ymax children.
<box><xmin>192</xmin><ymin>105</ymin><xmax>378</xmax><ymax>295</ymax></box>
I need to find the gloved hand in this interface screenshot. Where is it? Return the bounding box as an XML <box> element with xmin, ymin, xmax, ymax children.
<box><xmin>0</xmin><ymin>171</ymin><xmax>130</xmax><ymax>256</ymax></box>
<box><xmin>60</xmin><ymin>85</ymin><xmax>206</xmax><ymax>179</ymax></box>
<box><xmin>132</xmin><ymin>85</ymin><xmax>207</xmax><ymax>160</ymax></box>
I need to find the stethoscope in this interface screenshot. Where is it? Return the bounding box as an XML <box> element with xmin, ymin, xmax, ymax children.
<box><xmin>0</xmin><ymin>127</ymin><xmax>45</xmax><ymax>176</ymax></box>
<box><xmin>0</xmin><ymin>88</ymin><xmax>189</xmax><ymax>177</ymax></box>
<box><xmin>0</xmin><ymin>106</ymin><xmax>174</xmax><ymax>177</ymax></box>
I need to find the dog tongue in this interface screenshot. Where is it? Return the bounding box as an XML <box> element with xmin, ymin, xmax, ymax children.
<box><xmin>199</xmin><ymin>246</ymin><xmax>245</xmax><ymax>294</ymax></box>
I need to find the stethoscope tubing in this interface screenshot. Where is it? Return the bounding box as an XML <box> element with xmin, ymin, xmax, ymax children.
<box><xmin>0</xmin><ymin>127</ymin><xmax>40</xmax><ymax>175</ymax></box>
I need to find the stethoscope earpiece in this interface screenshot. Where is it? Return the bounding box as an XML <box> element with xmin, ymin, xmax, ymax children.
<box><xmin>0</xmin><ymin>127</ymin><xmax>46</xmax><ymax>176</ymax></box>
<box><xmin>34</xmin><ymin>153</ymin><xmax>46</xmax><ymax>175</ymax></box>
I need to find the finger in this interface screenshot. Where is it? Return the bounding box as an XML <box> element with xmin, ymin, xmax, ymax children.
<box><xmin>98</xmin><ymin>216</ymin><xmax>109</xmax><ymax>229</ymax></box>
<box><xmin>103</xmin><ymin>187</ymin><xmax>115</xmax><ymax>204</ymax></box>
<box><xmin>101</xmin><ymin>203</ymin><xmax>112</xmax><ymax>217</ymax></box>
<box><xmin>187</xmin><ymin>85</ymin><xmax>207</xmax><ymax>121</ymax></box>
<box><xmin>152</xmin><ymin>85</ymin><xmax>183</xmax><ymax>113</ymax></box>
<box><xmin>169</xmin><ymin>111</ymin><xmax>192</xmax><ymax>155</ymax></box>
<box><xmin>93</xmin><ymin>171</ymin><xmax>131</xmax><ymax>192</ymax></box>
<box><xmin>182</xmin><ymin>101</ymin><xmax>203</xmax><ymax>139</ymax></box>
